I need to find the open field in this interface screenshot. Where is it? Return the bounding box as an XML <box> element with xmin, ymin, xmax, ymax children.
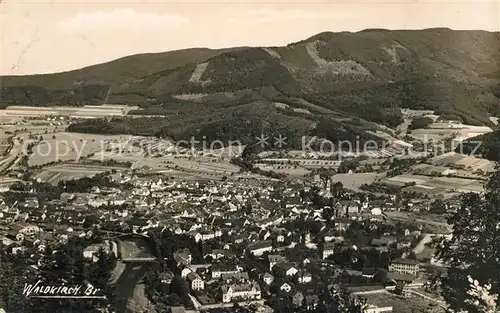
<box><xmin>26</xmin><ymin>132</ymin><xmax>134</xmax><ymax>167</ymax></box>
<box><xmin>0</xmin><ymin>177</ymin><xmax>22</xmax><ymax>190</ymax></box>
<box><xmin>0</xmin><ymin>124</ymin><xmax>68</xmax><ymax>172</ymax></box>
<box><xmin>385</xmin><ymin>211</ymin><xmax>451</xmax><ymax>234</ymax></box>
<box><xmin>90</xmin><ymin>149</ymin><xmax>241</xmax><ymax>181</ymax></box>
<box><xmin>255</xmin><ymin>164</ymin><xmax>311</xmax><ymax>176</ymax></box>
<box><xmin>331</xmin><ymin>172</ymin><xmax>382</xmax><ymax>191</ymax></box>
<box><xmin>1</xmin><ymin>105</ymin><xmax>139</xmax><ymax>118</ymax></box>
<box><xmin>384</xmin><ymin>174</ymin><xmax>483</xmax><ymax>194</ymax></box>
<box><xmin>412</xmin><ymin>164</ymin><xmax>489</xmax><ymax>181</ymax></box>
<box><xmin>364</xmin><ymin>291</ymin><xmax>445</xmax><ymax>313</ymax></box>
<box><xmin>34</xmin><ymin>164</ymin><xmax>122</xmax><ymax>184</ymax></box>
<box><xmin>209</xmin><ymin>145</ymin><xmax>245</xmax><ymax>158</ymax></box>
<box><xmin>429</xmin><ymin>152</ymin><xmax>494</xmax><ymax>172</ymax></box>
<box><xmin>411</xmin><ymin>123</ymin><xmax>493</xmax><ymax>143</ymax></box>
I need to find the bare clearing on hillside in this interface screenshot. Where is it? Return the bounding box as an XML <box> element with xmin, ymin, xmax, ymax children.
<box><xmin>274</xmin><ymin>102</ymin><xmax>290</xmax><ymax>110</ymax></box>
<box><xmin>263</xmin><ymin>47</ymin><xmax>281</xmax><ymax>59</ymax></box>
<box><xmin>306</xmin><ymin>41</ymin><xmax>373</xmax><ymax>77</ymax></box>
<box><xmin>189</xmin><ymin>62</ymin><xmax>211</xmax><ymax>85</ymax></box>
<box><xmin>293</xmin><ymin>108</ymin><xmax>311</xmax><ymax>115</ymax></box>
<box><xmin>382</xmin><ymin>41</ymin><xmax>408</xmax><ymax>64</ymax></box>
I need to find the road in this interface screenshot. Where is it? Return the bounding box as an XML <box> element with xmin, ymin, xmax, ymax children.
<box><xmin>189</xmin><ymin>294</ymin><xmax>202</xmax><ymax>310</ymax></box>
<box><xmin>396</xmin><ymin>118</ymin><xmax>412</xmax><ymax>135</ymax></box>
<box><xmin>412</xmin><ymin>233</ymin><xmax>434</xmax><ymax>255</ymax></box>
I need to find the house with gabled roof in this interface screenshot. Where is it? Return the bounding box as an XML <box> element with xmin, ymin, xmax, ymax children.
<box><xmin>247</xmin><ymin>240</ymin><xmax>273</xmax><ymax>256</ymax></box>
<box><xmin>268</xmin><ymin>254</ymin><xmax>287</xmax><ymax>271</ymax></box>
<box><xmin>211</xmin><ymin>263</ymin><xmax>241</xmax><ymax>279</ymax></box>
<box><xmin>186</xmin><ymin>272</ymin><xmax>204</xmax><ymax>290</ymax></box>
<box><xmin>221</xmin><ymin>281</ymin><xmax>261</xmax><ymax>303</ymax></box>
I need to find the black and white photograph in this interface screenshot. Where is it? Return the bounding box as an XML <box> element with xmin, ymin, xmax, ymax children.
<box><xmin>0</xmin><ymin>1</ymin><xmax>499</xmax><ymax>312</ymax></box>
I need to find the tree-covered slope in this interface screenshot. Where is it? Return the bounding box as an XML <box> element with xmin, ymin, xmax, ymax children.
<box><xmin>2</xmin><ymin>28</ymin><xmax>500</xmax><ymax>127</ymax></box>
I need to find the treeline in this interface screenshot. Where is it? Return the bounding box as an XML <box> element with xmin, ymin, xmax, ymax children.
<box><xmin>60</xmin><ymin>173</ymin><xmax>125</xmax><ymax>193</ymax></box>
<box><xmin>0</xmin><ymin>237</ymin><xmax>116</xmax><ymax>313</ymax></box>
<box><xmin>2</xmin><ymin>173</ymin><xmax>130</xmax><ymax>206</ymax></box>
<box><xmin>311</xmin><ymin>118</ymin><xmax>386</xmax><ymax>151</ymax></box>
<box><xmin>303</xmin><ymin>86</ymin><xmax>406</xmax><ymax>128</ymax></box>
<box><xmin>408</xmin><ymin>116</ymin><xmax>433</xmax><ymax>130</ymax></box>
<box><xmin>68</xmin><ymin>102</ymin><xmax>313</xmax><ymax>149</ymax></box>
<box><xmin>67</xmin><ymin>117</ymin><xmax>160</xmax><ymax>136</ymax></box>
<box><xmin>456</xmin><ymin>130</ymin><xmax>500</xmax><ymax>162</ymax></box>
<box><xmin>230</xmin><ymin>156</ymin><xmax>287</xmax><ymax>180</ymax></box>
<box><xmin>0</xmin><ymin>85</ymin><xmax>110</xmax><ymax>108</ymax></box>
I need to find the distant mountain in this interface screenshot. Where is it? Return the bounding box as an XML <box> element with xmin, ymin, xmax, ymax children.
<box><xmin>2</xmin><ymin>28</ymin><xmax>500</xmax><ymax>144</ymax></box>
<box><xmin>2</xmin><ymin>47</ymin><xmax>247</xmax><ymax>89</ymax></box>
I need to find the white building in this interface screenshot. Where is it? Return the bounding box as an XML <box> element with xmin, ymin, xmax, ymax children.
<box><xmin>322</xmin><ymin>242</ymin><xmax>335</xmax><ymax>259</ymax></box>
<box><xmin>247</xmin><ymin>240</ymin><xmax>273</xmax><ymax>256</ymax></box>
<box><xmin>263</xmin><ymin>273</ymin><xmax>274</xmax><ymax>285</ymax></box>
<box><xmin>10</xmin><ymin>223</ymin><xmax>41</xmax><ymax>236</ymax></box>
<box><xmin>389</xmin><ymin>258</ymin><xmax>419</xmax><ymax>276</ymax></box>
<box><xmin>194</xmin><ymin>231</ymin><xmax>216</xmax><ymax>243</ymax></box>
<box><xmin>268</xmin><ymin>254</ymin><xmax>287</xmax><ymax>271</ymax></box>
<box><xmin>297</xmin><ymin>271</ymin><xmax>312</xmax><ymax>284</ymax></box>
<box><xmin>280</xmin><ymin>283</ymin><xmax>292</xmax><ymax>292</ymax></box>
<box><xmin>221</xmin><ymin>281</ymin><xmax>261</xmax><ymax>303</ymax></box>
<box><xmin>211</xmin><ymin>264</ymin><xmax>241</xmax><ymax>279</ymax></box>
<box><xmin>181</xmin><ymin>267</ymin><xmax>193</xmax><ymax>278</ymax></box>
<box><xmin>187</xmin><ymin>272</ymin><xmax>204</xmax><ymax>290</ymax></box>
<box><xmin>364</xmin><ymin>305</ymin><xmax>393</xmax><ymax>313</ymax></box>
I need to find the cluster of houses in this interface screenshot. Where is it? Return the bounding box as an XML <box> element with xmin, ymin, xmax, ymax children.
<box><xmin>0</xmin><ymin>172</ymin><xmax>442</xmax><ymax>312</ymax></box>
<box><xmin>156</xmin><ymin>238</ymin><xmax>423</xmax><ymax>309</ymax></box>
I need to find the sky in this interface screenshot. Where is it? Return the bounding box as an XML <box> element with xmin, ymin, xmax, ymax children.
<box><xmin>1</xmin><ymin>0</ymin><xmax>499</xmax><ymax>75</ymax></box>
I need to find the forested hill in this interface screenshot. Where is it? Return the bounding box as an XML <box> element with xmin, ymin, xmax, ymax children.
<box><xmin>2</xmin><ymin>28</ymin><xmax>500</xmax><ymax>126</ymax></box>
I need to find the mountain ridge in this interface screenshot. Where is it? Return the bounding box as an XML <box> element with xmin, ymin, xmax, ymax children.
<box><xmin>2</xmin><ymin>28</ymin><xmax>500</xmax><ymax>131</ymax></box>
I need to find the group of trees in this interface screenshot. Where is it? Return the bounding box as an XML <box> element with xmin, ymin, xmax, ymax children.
<box><xmin>0</xmin><ymin>237</ymin><xmax>116</xmax><ymax>313</ymax></box>
<box><xmin>143</xmin><ymin>270</ymin><xmax>191</xmax><ymax>310</ymax></box>
<box><xmin>230</xmin><ymin>156</ymin><xmax>287</xmax><ymax>180</ymax></box>
<box><xmin>280</xmin><ymin>164</ymin><xmax>500</xmax><ymax>313</ymax></box>
<box><xmin>434</xmin><ymin>165</ymin><xmax>500</xmax><ymax>313</ymax></box>
<box><xmin>1</xmin><ymin>173</ymin><xmax>129</xmax><ymax>207</ymax></box>
<box><xmin>60</xmin><ymin>173</ymin><xmax>126</xmax><ymax>193</ymax></box>
<box><xmin>385</xmin><ymin>157</ymin><xmax>419</xmax><ymax>178</ymax></box>
<box><xmin>408</xmin><ymin>116</ymin><xmax>434</xmax><ymax>130</ymax></box>
<box><xmin>457</xmin><ymin>130</ymin><xmax>500</xmax><ymax>162</ymax></box>
<box><xmin>429</xmin><ymin>199</ymin><xmax>447</xmax><ymax>214</ymax></box>
<box><xmin>1</xmin><ymin>85</ymin><xmax>109</xmax><ymax>107</ymax></box>
<box><xmin>178</xmin><ymin>49</ymin><xmax>302</xmax><ymax>96</ymax></box>
<box><xmin>269</xmin><ymin>285</ymin><xmax>364</xmax><ymax>313</ymax></box>
<box><xmin>337</xmin><ymin>159</ymin><xmax>360</xmax><ymax>174</ymax></box>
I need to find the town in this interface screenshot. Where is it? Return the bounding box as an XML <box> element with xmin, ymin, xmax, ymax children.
<box><xmin>2</xmin><ymin>12</ymin><xmax>499</xmax><ymax>312</ymax></box>
<box><xmin>0</xmin><ymin>107</ymin><xmax>473</xmax><ymax>313</ymax></box>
